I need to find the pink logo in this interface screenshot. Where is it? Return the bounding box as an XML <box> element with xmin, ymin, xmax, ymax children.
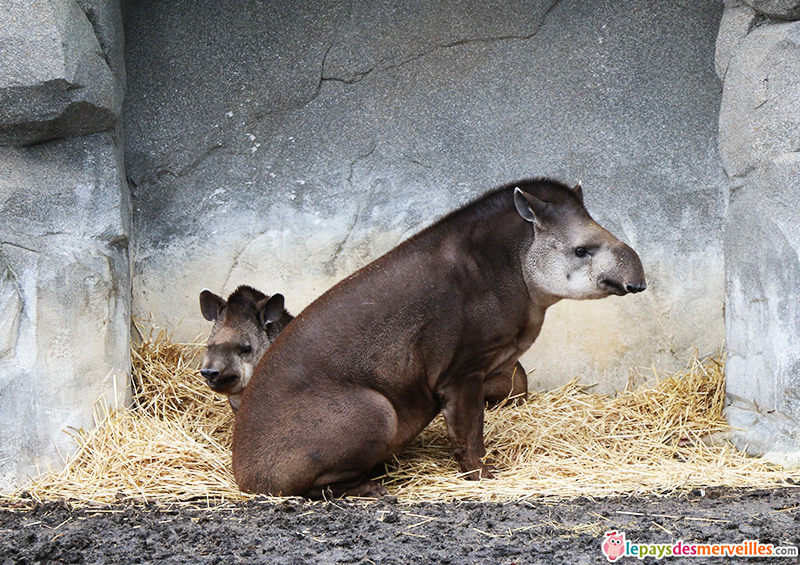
<box><xmin>602</xmin><ymin>531</ymin><xmax>626</xmax><ymax>562</ymax></box>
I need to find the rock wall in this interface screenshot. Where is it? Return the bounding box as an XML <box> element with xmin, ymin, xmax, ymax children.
<box><xmin>0</xmin><ymin>0</ymin><xmax>130</xmax><ymax>490</ymax></box>
<box><xmin>717</xmin><ymin>0</ymin><xmax>800</xmax><ymax>466</ymax></box>
<box><xmin>123</xmin><ymin>0</ymin><xmax>727</xmax><ymax>394</ymax></box>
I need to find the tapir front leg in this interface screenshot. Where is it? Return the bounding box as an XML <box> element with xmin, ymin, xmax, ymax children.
<box><xmin>438</xmin><ymin>375</ymin><xmax>494</xmax><ymax>480</ymax></box>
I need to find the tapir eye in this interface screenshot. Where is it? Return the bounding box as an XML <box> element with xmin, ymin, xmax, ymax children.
<box><xmin>575</xmin><ymin>246</ymin><xmax>590</xmax><ymax>258</ymax></box>
<box><xmin>240</xmin><ymin>345</ymin><xmax>253</xmax><ymax>355</ymax></box>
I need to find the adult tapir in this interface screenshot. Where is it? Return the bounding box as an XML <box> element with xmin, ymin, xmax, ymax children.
<box><xmin>199</xmin><ymin>285</ymin><xmax>293</xmax><ymax>411</ymax></box>
<box><xmin>233</xmin><ymin>178</ymin><xmax>646</xmax><ymax>497</ymax></box>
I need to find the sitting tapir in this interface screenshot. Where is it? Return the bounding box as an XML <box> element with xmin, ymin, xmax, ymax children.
<box><xmin>233</xmin><ymin>178</ymin><xmax>646</xmax><ymax>497</ymax></box>
<box><xmin>199</xmin><ymin>286</ymin><xmax>293</xmax><ymax>411</ymax></box>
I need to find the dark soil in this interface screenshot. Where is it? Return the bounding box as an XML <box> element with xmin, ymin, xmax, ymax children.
<box><xmin>2</xmin><ymin>487</ymin><xmax>799</xmax><ymax>564</ymax></box>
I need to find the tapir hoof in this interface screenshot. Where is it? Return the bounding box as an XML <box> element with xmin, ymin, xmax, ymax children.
<box><xmin>466</xmin><ymin>464</ymin><xmax>496</xmax><ymax>480</ymax></box>
<box><xmin>309</xmin><ymin>480</ymin><xmax>390</xmax><ymax>499</ymax></box>
<box><xmin>342</xmin><ymin>480</ymin><xmax>390</xmax><ymax>499</ymax></box>
<box><xmin>367</xmin><ymin>485</ymin><xmax>390</xmax><ymax>498</ymax></box>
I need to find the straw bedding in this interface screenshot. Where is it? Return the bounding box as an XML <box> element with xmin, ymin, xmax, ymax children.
<box><xmin>12</xmin><ymin>329</ymin><xmax>800</xmax><ymax>506</ymax></box>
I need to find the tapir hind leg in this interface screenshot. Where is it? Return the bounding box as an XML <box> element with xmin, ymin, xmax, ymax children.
<box><xmin>302</xmin><ymin>388</ymin><xmax>399</xmax><ymax>498</ymax></box>
<box><xmin>484</xmin><ymin>361</ymin><xmax>528</xmax><ymax>407</ymax></box>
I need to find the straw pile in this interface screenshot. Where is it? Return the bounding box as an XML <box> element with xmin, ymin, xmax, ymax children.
<box><xmin>16</xmin><ymin>327</ymin><xmax>253</xmax><ymax>507</ymax></box>
<box><xmin>382</xmin><ymin>353</ymin><xmax>800</xmax><ymax>501</ymax></box>
<box><xmin>11</xmin><ymin>331</ymin><xmax>800</xmax><ymax>506</ymax></box>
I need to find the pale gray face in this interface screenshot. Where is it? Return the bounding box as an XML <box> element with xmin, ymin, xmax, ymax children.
<box><xmin>523</xmin><ymin>217</ymin><xmax>643</xmax><ymax>300</ymax></box>
<box><xmin>199</xmin><ymin>288</ymin><xmax>291</xmax><ymax>411</ymax></box>
<box><xmin>514</xmin><ymin>187</ymin><xmax>646</xmax><ymax>302</ymax></box>
<box><xmin>201</xmin><ymin>318</ymin><xmax>270</xmax><ymax>397</ymax></box>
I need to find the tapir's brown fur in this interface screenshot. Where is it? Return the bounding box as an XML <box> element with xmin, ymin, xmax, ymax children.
<box><xmin>233</xmin><ymin>178</ymin><xmax>646</xmax><ymax>498</ymax></box>
<box><xmin>199</xmin><ymin>286</ymin><xmax>293</xmax><ymax>411</ymax></box>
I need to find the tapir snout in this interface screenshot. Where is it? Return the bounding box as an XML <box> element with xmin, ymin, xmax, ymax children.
<box><xmin>199</xmin><ymin>364</ymin><xmax>240</xmax><ymax>392</ymax></box>
<box><xmin>597</xmin><ymin>242</ymin><xmax>647</xmax><ymax>296</ymax></box>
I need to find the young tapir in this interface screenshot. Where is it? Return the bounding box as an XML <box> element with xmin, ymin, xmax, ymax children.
<box><xmin>199</xmin><ymin>285</ymin><xmax>293</xmax><ymax>411</ymax></box>
<box><xmin>232</xmin><ymin>178</ymin><xmax>646</xmax><ymax>497</ymax></box>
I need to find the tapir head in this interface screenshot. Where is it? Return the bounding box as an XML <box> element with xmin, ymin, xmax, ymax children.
<box><xmin>513</xmin><ymin>181</ymin><xmax>646</xmax><ymax>301</ymax></box>
<box><xmin>199</xmin><ymin>286</ymin><xmax>293</xmax><ymax>411</ymax></box>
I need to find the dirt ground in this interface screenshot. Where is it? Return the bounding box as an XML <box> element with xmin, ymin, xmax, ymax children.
<box><xmin>2</xmin><ymin>487</ymin><xmax>799</xmax><ymax>564</ymax></box>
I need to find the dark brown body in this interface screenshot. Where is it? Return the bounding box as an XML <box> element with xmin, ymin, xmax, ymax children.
<box><xmin>233</xmin><ymin>178</ymin><xmax>646</xmax><ymax>497</ymax></box>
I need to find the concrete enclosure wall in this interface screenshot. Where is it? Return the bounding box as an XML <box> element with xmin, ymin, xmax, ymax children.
<box><xmin>717</xmin><ymin>0</ymin><xmax>800</xmax><ymax>466</ymax></box>
<box><xmin>123</xmin><ymin>0</ymin><xmax>727</xmax><ymax>395</ymax></box>
<box><xmin>1</xmin><ymin>0</ymin><xmax>799</xmax><ymax>489</ymax></box>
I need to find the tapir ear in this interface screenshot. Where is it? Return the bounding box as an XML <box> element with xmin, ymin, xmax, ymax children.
<box><xmin>514</xmin><ymin>188</ymin><xmax>535</xmax><ymax>223</ymax></box>
<box><xmin>199</xmin><ymin>289</ymin><xmax>226</xmax><ymax>322</ymax></box>
<box><xmin>572</xmin><ymin>180</ymin><xmax>584</xmax><ymax>203</ymax></box>
<box><xmin>258</xmin><ymin>293</ymin><xmax>286</xmax><ymax>327</ymax></box>
<box><xmin>513</xmin><ymin>187</ymin><xmax>547</xmax><ymax>228</ymax></box>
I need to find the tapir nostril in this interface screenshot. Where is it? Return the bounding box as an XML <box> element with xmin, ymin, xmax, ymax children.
<box><xmin>200</xmin><ymin>368</ymin><xmax>220</xmax><ymax>381</ymax></box>
<box><xmin>625</xmin><ymin>283</ymin><xmax>647</xmax><ymax>294</ymax></box>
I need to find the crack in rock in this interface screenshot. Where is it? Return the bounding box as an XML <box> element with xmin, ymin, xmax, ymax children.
<box><xmin>221</xmin><ymin>228</ymin><xmax>273</xmax><ymax>293</ymax></box>
<box><xmin>138</xmin><ymin>144</ymin><xmax>226</xmax><ymax>186</ymax></box>
<box><xmin>324</xmin><ymin>143</ymin><xmax>380</xmax><ymax>275</ymax></box>
<box><xmin>74</xmin><ymin>0</ymin><xmax>115</xmax><ymax>73</ymax></box>
<box><xmin>322</xmin><ymin>0</ymin><xmax>562</xmax><ymax>84</ymax></box>
<box><xmin>0</xmin><ymin>258</ymin><xmax>23</xmax><ymax>360</ymax></box>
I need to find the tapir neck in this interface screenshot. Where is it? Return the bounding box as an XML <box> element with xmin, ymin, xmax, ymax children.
<box><xmin>442</xmin><ymin>204</ymin><xmax>554</xmax><ymax>334</ymax></box>
<box><xmin>228</xmin><ymin>393</ymin><xmax>242</xmax><ymax>412</ymax></box>
<box><xmin>527</xmin><ymin>285</ymin><xmax>564</xmax><ymax>313</ymax></box>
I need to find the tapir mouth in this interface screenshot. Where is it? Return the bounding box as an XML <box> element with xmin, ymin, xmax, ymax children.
<box><xmin>599</xmin><ymin>279</ymin><xmax>647</xmax><ymax>296</ymax></box>
<box><xmin>201</xmin><ymin>371</ymin><xmax>240</xmax><ymax>392</ymax></box>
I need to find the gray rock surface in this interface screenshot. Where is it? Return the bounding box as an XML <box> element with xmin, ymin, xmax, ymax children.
<box><xmin>742</xmin><ymin>0</ymin><xmax>800</xmax><ymax>19</ymax></box>
<box><xmin>0</xmin><ymin>0</ymin><xmax>131</xmax><ymax>489</ymax></box>
<box><xmin>719</xmin><ymin>19</ymin><xmax>800</xmax><ymax>465</ymax></box>
<box><xmin>124</xmin><ymin>0</ymin><xmax>727</xmax><ymax>393</ymax></box>
<box><xmin>0</xmin><ymin>133</ymin><xmax>131</xmax><ymax>491</ymax></box>
<box><xmin>719</xmin><ymin>22</ymin><xmax>800</xmax><ymax>178</ymax></box>
<box><xmin>716</xmin><ymin>2</ymin><xmax>758</xmax><ymax>80</ymax></box>
<box><xmin>726</xmin><ymin>399</ymin><xmax>800</xmax><ymax>468</ymax></box>
<box><xmin>0</xmin><ymin>0</ymin><xmax>123</xmax><ymax>146</ymax></box>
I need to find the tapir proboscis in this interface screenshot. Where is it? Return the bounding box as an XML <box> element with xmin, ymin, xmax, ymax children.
<box><xmin>199</xmin><ymin>285</ymin><xmax>293</xmax><ymax>411</ymax></box>
<box><xmin>232</xmin><ymin>178</ymin><xmax>646</xmax><ymax>498</ymax></box>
